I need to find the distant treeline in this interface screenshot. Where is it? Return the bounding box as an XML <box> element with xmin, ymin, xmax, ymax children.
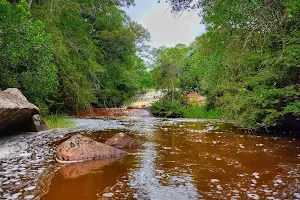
<box><xmin>0</xmin><ymin>0</ymin><xmax>152</xmax><ymax>114</ymax></box>
<box><xmin>151</xmin><ymin>0</ymin><xmax>300</xmax><ymax>131</ymax></box>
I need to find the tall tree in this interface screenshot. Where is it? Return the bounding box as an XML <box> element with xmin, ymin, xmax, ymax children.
<box><xmin>157</xmin><ymin>0</ymin><xmax>300</xmax><ymax>131</ymax></box>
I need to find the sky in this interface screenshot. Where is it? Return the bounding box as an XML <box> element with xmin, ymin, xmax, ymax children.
<box><xmin>123</xmin><ymin>0</ymin><xmax>206</xmax><ymax>48</ymax></box>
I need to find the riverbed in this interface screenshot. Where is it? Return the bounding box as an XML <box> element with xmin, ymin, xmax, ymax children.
<box><xmin>0</xmin><ymin>109</ymin><xmax>299</xmax><ymax>199</ymax></box>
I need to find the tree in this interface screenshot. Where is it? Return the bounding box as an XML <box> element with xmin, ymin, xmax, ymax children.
<box><xmin>151</xmin><ymin>44</ymin><xmax>188</xmax><ymax>99</ymax></box>
<box><xmin>157</xmin><ymin>0</ymin><xmax>300</xmax><ymax>131</ymax></box>
<box><xmin>29</xmin><ymin>0</ymin><xmax>149</xmax><ymax>110</ymax></box>
<box><xmin>0</xmin><ymin>0</ymin><xmax>58</xmax><ymax>114</ymax></box>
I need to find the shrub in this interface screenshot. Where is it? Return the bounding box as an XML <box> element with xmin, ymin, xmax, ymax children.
<box><xmin>150</xmin><ymin>99</ymin><xmax>185</xmax><ymax>118</ymax></box>
<box><xmin>184</xmin><ymin>105</ymin><xmax>222</xmax><ymax>119</ymax></box>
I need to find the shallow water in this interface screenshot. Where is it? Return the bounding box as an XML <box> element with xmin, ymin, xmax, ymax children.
<box><xmin>0</xmin><ymin>109</ymin><xmax>299</xmax><ymax>199</ymax></box>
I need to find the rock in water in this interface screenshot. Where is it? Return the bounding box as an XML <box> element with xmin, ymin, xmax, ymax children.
<box><xmin>0</xmin><ymin>88</ymin><xmax>45</xmax><ymax>132</ymax></box>
<box><xmin>105</xmin><ymin>132</ymin><xmax>142</xmax><ymax>148</ymax></box>
<box><xmin>56</xmin><ymin>135</ymin><xmax>128</xmax><ymax>162</ymax></box>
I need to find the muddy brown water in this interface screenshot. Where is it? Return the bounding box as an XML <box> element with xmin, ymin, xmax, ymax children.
<box><xmin>0</xmin><ymin>108</ymin><xmax>299</xmax><ymax>199</ymax></box>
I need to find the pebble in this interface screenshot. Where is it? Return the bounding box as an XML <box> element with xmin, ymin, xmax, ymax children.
<box><xmin>2</xmin><ymin>181</ymin><xmax>10</xmax><ymax>185</ymax></box>
<box><xmin>24</xmin><ymin>186</ymin><xmax>36</xmax><ymax>191</ymax></box>
<box><xmin>264</xmin><ymin>189</ymin><xmax>272</xmax><ymax>194</ymax></box>
<box><xmin>251</xmin><ymin>179</ymin><xmax>257</xmax><ymax>184</ymax></box>
<box><xmin>24</xmin><ymin>195</ymin><xmax>35</xmax><ymax>199</ymax></box>
<box><xmin>18</xmin><ymin>171</ymin><xmax>26</xmax><ymax>175</ymax></box>
<box><xmin>294</xmin><ymin>193</ymin><xmax>300</xmax><ymax>199</ymax></box>
<box><xmin>247</xmin><ymin>194</ymin><xmax>260</xmax><ymax>200</ymax></box>
<box><xmin>252</xmin><ymin>172</ymin><xmax>260</xmax><ymax>179</ymax></box>
<box><xmin>274</xmin><ymin>179</ymin><xmax>283</xmax><ymax>184</ymax></box>
<box><xmin>11</xmin><ymin>193</ymin><xmax>22</xmax><ymax>199</ymax></box>
<box><xmin>216</xmin><ymin>185</ymin><xmax>223</xmax><ymax>190</ymax></box>
<box><xmin>103</xmin><ymin>193</ymin><xmax>114</xmax><ymax>197</ymax></box>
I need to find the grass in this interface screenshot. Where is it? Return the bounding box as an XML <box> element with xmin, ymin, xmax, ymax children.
<box><xmin>183</xmin><ymin>105</ymin><xmax>222</xmax><ymax>119</ymax></box>
<box><xmin>42</xmin><ymin>114</ymin><xmax>76</xmax><ymax>129</ymax></box>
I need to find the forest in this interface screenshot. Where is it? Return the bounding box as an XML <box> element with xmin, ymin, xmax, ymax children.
<box><xmin>0</xmin><ymin>0</ymin><xmax>299</xmax><ymax>132</ymax></box>
<box><xmin>151</xmin><ymin>0</ymin><xmax>300</xmax><ymax>132</ymax></box>
<box><xmin>0</xmin><ymin>0</ymin><xmax>150</xmax><ymax>114</ymax></box>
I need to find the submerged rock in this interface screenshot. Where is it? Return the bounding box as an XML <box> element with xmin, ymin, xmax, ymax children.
<box><xmin>56</xmin><ymin>134</ymin><xmax>128</xmax><ymax>162</ymax></box>
<box><xmin>0</xmin><ymin>88</ymin><xmax>47</xmax><ymax>132</ymax></box>
<box><xmin>105</xmin><ymin>132</ymin><xmax>142</xmax><ymax>148</ymax></box>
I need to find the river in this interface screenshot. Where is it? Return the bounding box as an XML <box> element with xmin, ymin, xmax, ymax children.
<box><xmin>0</xmin><ymin>108</ymin><xmax>299</xmax><ymax>199</ymax></box>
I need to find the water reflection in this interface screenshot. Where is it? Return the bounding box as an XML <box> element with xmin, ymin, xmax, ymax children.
<box><xmin>58</xmin><ymin>158</ymin><xmax>122</xmax><ymax>179</ymax></box>
<box><xmin>41</xmin><ymin>156</ymin><xmax>135</xmax><ymax>200</ymax></box>
<box><xmin>129</xmin><ymin>142</ymin><xmax>199</xmax><ymax>200</ymax></box>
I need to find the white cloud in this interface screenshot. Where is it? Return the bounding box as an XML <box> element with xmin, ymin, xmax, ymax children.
<box><xmin>139</xmin><ymin>2</ymin><xmax>206</xmax><ymax>48</ymax></box>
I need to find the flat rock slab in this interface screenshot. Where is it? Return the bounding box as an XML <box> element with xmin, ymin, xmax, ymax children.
<box><xmin>105</xmin><ymin>132</ymin><xmax>142</xmax><ymax>148</ymax></box>
<box><xmin>56</xmin><ymin>134</ymin><xmax>128</xmax><ymax>162</ymax></box>
<box><xmin>0</xmin><ymin>88</ymin><xmax>40</xmax><ymax>132</ymax></box>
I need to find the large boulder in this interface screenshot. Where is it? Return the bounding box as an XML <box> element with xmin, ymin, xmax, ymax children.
<box><xmin>0</xmin><ymin>88</ymin><xmax>46</xmax><ymax>132</ymax></box>
<box><xmin>56</xmin><ymin>134</ymin><xmax>128</xmax><ymax>162</ymax></box>
<box><xmin>105</xmin><ymin>132</ymin><xmax>142</xmax><ymax>149</ymax></box>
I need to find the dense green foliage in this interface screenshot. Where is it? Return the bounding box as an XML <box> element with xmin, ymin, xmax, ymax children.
<box><xmin>150</xmin><ymin>91</ymin><xmax>186</xmax><ymax>118</ymax></box>
<box><xmin>150</xmin><ymin>44</ymin><xmax>188</xmax><ymax>95</ymax></box>
<box><xmin>150</xmin><ymin>97</ymin><xmax>221</xmax><ymax>119</ymax></box>
<box><xmin>150</xmin><ymin>90</ymin><xmax>221</xmax><ymax>119</ymax></box>
<box><xmin>0</xmin><ymin>0</ymin><xmax>150</xmax><ymax>113</ymax></box>
<box><xmin>153</xmin><ymin>0</ymin><xmax>300</xmax><ymax>131</ymax></box>
<box><xmin>1</xmin><ymin>0</ymin><xmax>299</xmax><ymax>132</ymax></box>
<box><xmin>183</xmin><ymin>105</ymin><xmax>222</xmax><ymax>119</ymax></box>
<box><xmin>150</xmin><ymin>99</ymin><xmax>185</xmax><ymax>118</ymax></box>
<box><xmin>0</xmin><ymin>0</ymin><xmax>58</xmax><ymax>113</ymax></box>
